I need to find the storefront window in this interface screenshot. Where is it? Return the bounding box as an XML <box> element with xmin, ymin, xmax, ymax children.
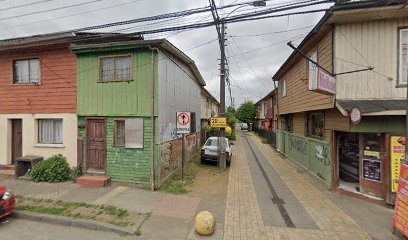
<box><xmin>307</xmin><ymin>112</ymin><xmax>324</xmax><ymax>139</ymax></box>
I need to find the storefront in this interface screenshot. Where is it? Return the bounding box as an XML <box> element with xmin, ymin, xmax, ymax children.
<box><xmin>333</xmin><ymin>114</ymin><xmax>405</xmax><ymax>204</ymax></box>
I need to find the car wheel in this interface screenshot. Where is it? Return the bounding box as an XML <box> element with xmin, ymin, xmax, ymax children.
<box><xmin>226</xmin><ymin>158</ymin><xmax>231</xmax><ymax>166</ymax></box>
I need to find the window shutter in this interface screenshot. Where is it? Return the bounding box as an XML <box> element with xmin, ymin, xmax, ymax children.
<box><xmin>125</xmin><ymin>118</ymin><xmax>143</xmax><ymax>148</ymax></box>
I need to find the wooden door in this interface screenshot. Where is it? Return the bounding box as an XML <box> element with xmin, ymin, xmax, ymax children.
<box><xmin>86</xmin><ymin>119</ymin><xmax>106</xmax><ymax>172</ymax></box>
<box><xmin>11</xmin><ymin>119</ymin><xmax>22</xmax><ymax>164</ymax></box>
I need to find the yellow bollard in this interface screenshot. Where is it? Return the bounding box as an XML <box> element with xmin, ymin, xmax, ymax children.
<box><xmin>195</xmin><ymin>211</ymin><xmax>216</xmax><ymax>236</ymax></box>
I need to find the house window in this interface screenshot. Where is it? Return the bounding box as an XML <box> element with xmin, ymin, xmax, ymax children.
<box><xmin>399</xmin><ymin>29</ymin><xmax>408</xmax><ymax>85</ymax></box>
<box><xmin>269</xmin><ymin>99</ymin><xmax>273</xmax><ymax>108</ymax></box>
<box><xmin>282</xmin><ymin>80</ymin><xmax>287</xmax><ymax>96</ymax></box>
<box><xmin>100</xmin><ymin>55</ymin><xmax>132</xmax><ymax>81</ymax></box>
<box><xmin>113</xmin><ymin>119</ymin><xmax>143</xmax><ymax>148</ymax></box>
<box><xmin>191</xmin><ymin>112</ymin><xmax>196</xmax><ymax>133</ymax></box>
<box><xmin>307</xmin><ymin>112</ymin><xmax>324</xmax><ymax>139</ymax></box>
<box><xmin>283</xmin><ymin>114</ymin><xmax>293</xmax><ymax>133</ymax></box>
<box><xmin>13</xmin><ymin>59</ymin><xmax>40</xmax><ymax>84</ymax></box>
<box><xmin>38</xmin><ymin>119</ymin><xmax>63</xmax><ymax>144</ymax></box>
<box><xmin>114</xmin><ymin>120</ymin><xmax>125</xmax><ymax>147</ymax></box>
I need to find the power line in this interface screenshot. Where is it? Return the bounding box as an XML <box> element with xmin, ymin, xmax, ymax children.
<box><xmin>0</xmin><ymin>0</ymin><xmax>55</xmax><ymax>12</ymax></box>
<box><xmin>0</xmin><ymin>0</ymin><xmax>107</xmax><ymax>22</ymax></box>
<box><xmin>0</xmin><ymin>0</ymin><xmax>144</xmax><ymax>31</ymax></box>
<box><xmin>230</xmin><ymin>25</ymin><xmax>314</xmax><ymax>37</ymax></box>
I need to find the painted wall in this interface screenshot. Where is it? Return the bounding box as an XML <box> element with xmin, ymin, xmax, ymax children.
<box><xmin>0</xmin><ymin>113</ymin><xmax>77</xmax><ymax>166</ymax></box>
<box><xmin>335</xmin><ymin>19</ymin><xmax>408</xmax><ymax>100</ymax></box>
<box><xmin>78</xmin><ymin>116</ymin><xmax>155</xmax><ymax>184</ymax></box>
<box><xmin>201</xmin><ymin>92</ymin><xmax>219</xmax><ymax>120</ymax></box>
<box><xmin>76</xmin><ymin>49</ymin><xmax>156</xmax><ymax>116</ymax></box>
<box><xmin>0</xmin><ymin>46</ymin><xmax>77</xmax><ymax>114</ymax></box>
<box><xmin>279</xmin><ymin>130</ymin><xmax>332</xmax><ymax>186</ymax></box>
<box><xmin>157</xmin><ymin>51</ymin><xmax>201</xmax><ymax>143</ymax></box>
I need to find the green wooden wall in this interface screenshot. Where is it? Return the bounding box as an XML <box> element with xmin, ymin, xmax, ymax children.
<box><xmin>277</xmin><ymin>130</ymin><xmax>332</xmax><ymax>186</ymax></box>
<box><xmin>78</xmin><ymin>116</ymin><xmax>159</xmax><ymax>184</ymax></box>
<box><xmin>76</xmin><ymin>48</ymin><xmax>158</xmax><ymax>116</ymax></box>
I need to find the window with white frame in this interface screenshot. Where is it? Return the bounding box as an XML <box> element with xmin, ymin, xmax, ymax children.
<box><xmin>13</xmin><ymin>59</ymin><xmax>40</xmax><ymax>84</ymax></box>
<box><xmin>38</xmin><ymin>119</ymin><xmax>63</xmax><ymax>144</ymax></box>
<box><xmin>100</xmin><ymin>55</ymin><xmax>132</xmax><ymax>81</ymax></box>
<box><xmin>399</xmin><ymin>29</ymin><xmax>408</xmax><ymax>86</ymax></box>
<box><xmin>282</xmin><ymin>80</ymin><xmax>287</xmax><ymax>96</ymax></box>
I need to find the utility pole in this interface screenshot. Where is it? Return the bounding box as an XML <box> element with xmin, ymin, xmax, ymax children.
<box><xmin>219</xmin><ymin>20</ymin><xmax>227</xmax><ymax>169</ymax></box>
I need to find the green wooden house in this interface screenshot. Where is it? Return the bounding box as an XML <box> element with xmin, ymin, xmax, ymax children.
<box><xmin>72</xmin><ymin>37</ymin><xmax>205</xmax><ymax>189</ymax></box>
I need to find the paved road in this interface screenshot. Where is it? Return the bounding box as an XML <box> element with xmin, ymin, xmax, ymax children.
<box><xmin>0</xmin><ymin>218</ymin><xmax>134</xmax><ymax>240</ymax></box>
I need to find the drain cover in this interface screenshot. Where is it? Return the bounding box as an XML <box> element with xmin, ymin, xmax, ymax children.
<box><xmin>272</xmin><ymin>197</ymin><xmax>285</xmax><ymax>205</ymax></box>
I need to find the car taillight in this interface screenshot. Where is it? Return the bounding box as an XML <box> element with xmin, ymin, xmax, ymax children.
<box><xmin>225</xmin><ymin>152</ymin><xmax>230</xmax><ymax>158</ymax></box>
<box><xmin>201</xmin><ymin>149</ymin><xmax>205</xmax><ymax>155</ymax></box>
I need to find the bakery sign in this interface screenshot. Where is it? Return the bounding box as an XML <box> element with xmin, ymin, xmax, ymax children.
<box><xmin>308</xmin><ymin>51</ymin><xmax>336</xmax><ymax>95</ymax></box>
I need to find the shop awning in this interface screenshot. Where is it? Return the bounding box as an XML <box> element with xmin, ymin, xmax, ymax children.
<box><xmin>336</xmin><ymin>100</ymin><xmax>406</xmax><ymax>116</ymax></box>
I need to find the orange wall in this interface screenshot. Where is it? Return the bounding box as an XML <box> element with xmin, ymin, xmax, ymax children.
<box><xmin>0</xmin><ymin>46</ymin><xmax>76</xmax><ymax>114</ymax></box>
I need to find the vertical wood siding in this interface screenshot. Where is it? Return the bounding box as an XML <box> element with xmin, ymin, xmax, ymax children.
<box><xmin>277</xmin><ymin>31</ymin><xmax>334</xmax><ymax>114</ymax></box>
<box><xmin>77</xmin><ymin>49</ymin><xmax>155</xmax><ymax>116</ymax></box>
<box><xmin>0</xmin><ymin>47</ymin><xmax>77</xmax><ymax>113</ymax></box>
<box><xmin>293</xmin><ymin>112</ymin><xmax>306</xmax><ymax>136</ymax></box>
<box><xmin>335</xmin><ymin>19</ymin><xmax>408</xmax><ymax>99</ymax></box>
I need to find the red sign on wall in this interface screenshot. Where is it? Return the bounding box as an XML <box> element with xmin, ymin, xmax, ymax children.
<box><xmin>393</xmin><ymin>163</ymin><xmax>408</xmax><ymax>238</ymax></box>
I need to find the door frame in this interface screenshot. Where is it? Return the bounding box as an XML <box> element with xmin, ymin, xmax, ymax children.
<box><xmin>11</xmin><ymin>119</ymin><xmax>23</xmax><ymax>165</ymax></box>
<box><xmin>85</xmin><ymin>117</ymin><xmax>107</xmax><ymax>173</ymax></box>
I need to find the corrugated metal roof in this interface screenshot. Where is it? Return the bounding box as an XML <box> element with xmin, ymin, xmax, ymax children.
<box><xmin>337</xmin><ymin>99</ymin><xmax>406</xmax><ymax>113</ymax></box>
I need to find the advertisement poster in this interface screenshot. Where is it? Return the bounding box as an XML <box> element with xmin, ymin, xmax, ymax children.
<box><xmin>393</xmin><ymin>164</ymin><xmax>408</xmax><ymax>238</ymax></box>
<box><xmin>391</xmin><ymin>136</ymin><xmax>405</xmax><ymax>192</ymax></box>
<box><xmin>363</xmin><ymin>159</ymin><xmax>381</xmax><ymax>182</ymax></box>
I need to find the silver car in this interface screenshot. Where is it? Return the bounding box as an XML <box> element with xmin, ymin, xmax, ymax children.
<box><xmin>201</xmin><ymin>137</ymin><xmax>232</xmax><ymax>166</ymax></box>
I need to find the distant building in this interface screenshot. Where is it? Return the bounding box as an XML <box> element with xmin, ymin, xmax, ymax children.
<box><xmin>255</xmin><ymin>90</ymin><xmax>276</xmax><ymax>132</ymax></box>
<box><xmin>200</xmin><ymin>87</ymin><xmax>220</xmax><ymax>143</ymax></box>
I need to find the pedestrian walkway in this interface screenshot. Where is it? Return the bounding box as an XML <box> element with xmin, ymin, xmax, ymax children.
<box><xmin>223</xmin><ymin>132</ymin><xmax>373</xmax><ymax>240</ymax></box>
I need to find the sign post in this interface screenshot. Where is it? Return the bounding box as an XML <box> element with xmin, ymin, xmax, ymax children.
<box><xmin>177</xmin><ymin>112</ymin><xmax>191</xmax><ymax>182</ymax></box>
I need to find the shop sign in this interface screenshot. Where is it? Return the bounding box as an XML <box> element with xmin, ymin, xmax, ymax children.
<box><xmin>308</xmin><ymin>53</ymin><xmax>336</xmax><ymax>95</ymax></box>
<box><xmin>362</xmin><ymin>159</ymin><xmax>381</xmax><ymax>182</ymax></box>
<box><xmin>391</xmin><ymin>136</ymin><xmax>406</xmax><ymax>192</ymax></box>
<box><xmin>210</xmin><ymin>117</ymin><xmax>227</xmax><ymax>128</ymax></box>
<box><xmin>350</xmin><ymin>107</ymin><xmax>362</xmax><ymax>125</ymax></box>
<box><xmin>392</xmin><ymin>163</ymin><xmax>408</xmax><ymax>238</ymax></box>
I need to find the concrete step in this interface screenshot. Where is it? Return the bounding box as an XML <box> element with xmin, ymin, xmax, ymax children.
<box><xmin>0</xmin><ymin>165</ymin><xmax>15</xmax><ymax>179</ymax></box>
<box><xmin>76</xmin><ymin>176</ymin><xmax>111</xmax><ymax>187</ymax></box>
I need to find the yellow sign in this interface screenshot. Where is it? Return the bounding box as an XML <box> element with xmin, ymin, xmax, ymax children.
<box><xmin>210</xmin><ymin>117</ymin><xmax>227</xmax><ymax>128</ymax></box>
<box><xmin>391</xmin><ymin>136</ymin><xmax>406</xmax><ymax>192</ymax></box>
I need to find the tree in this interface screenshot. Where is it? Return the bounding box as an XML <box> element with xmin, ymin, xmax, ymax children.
<box><xmin>226</xmin><ymin>106</ymin><xmax>237</xmax><ymax>127</ymax></box>
<box><xmin>236</xmin><ymin>101</ymin><xmax>256</xmax><ymax>124</ymax></box>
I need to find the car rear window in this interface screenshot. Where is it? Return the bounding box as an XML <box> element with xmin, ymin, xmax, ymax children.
<box><xmin>206</xmin><ymin>139</ymin><xmax>218</xmax><ymax>146</ymax></box>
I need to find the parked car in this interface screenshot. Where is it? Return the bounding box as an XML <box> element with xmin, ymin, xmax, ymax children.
<box><xmin>0</xmin><ymin>185</ymin><xmax>15</xmax><ymax>218</ymax></box>
<box><xmin>201</xmin><ymin>137</ymin><xmax>232</xmax><ymax>166</ymax></box>
<box><xmin>241</xmin><ymin>123</ymin><xmax>248</xmax><ymax>130</ymax></box>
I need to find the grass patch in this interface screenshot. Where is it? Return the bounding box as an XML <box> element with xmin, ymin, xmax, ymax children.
<box><xmin>160</xmin><ymin>170</ymin><xmax>197</xmax><ymax>195</ymax></box>
<box><xmin>262</xmin><ymin>139</ymin><xmax>268</xmax><ymax>144</ymax></box>
<box><xmin>15</xmin><ymin>195</ymin><xmax>142</xmax><ymax>228</ymax></box>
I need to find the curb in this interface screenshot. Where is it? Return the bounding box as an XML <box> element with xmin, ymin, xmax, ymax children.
<box><xmin>13</xmin><ymin>211</ymin><xmax>146</xmax><ymax>235</ymax></box>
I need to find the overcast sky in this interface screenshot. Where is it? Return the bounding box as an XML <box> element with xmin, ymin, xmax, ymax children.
<box><xmin>0</xmin><ymin>0</ymin><xmax>333</xmax><ymax>107</ymax></box>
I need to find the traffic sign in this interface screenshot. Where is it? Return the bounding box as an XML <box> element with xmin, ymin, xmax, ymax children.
<box><xmin>210</xmin><ymin>117</ymin><xmax>227</xmax><ymax>128</ymax></box>
<box><xmin>177</xmin><ymin>112</ymin><xmax>191</xmax><ymax>134</ymax></box>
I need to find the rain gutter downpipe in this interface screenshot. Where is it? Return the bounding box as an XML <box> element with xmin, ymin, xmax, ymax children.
<box><xmin>149</xmin><ymin>45</ymin><xmax>159</xmax><ymax>192</ymax></box>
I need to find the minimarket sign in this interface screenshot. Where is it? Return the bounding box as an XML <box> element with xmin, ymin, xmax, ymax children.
<box><xmin>308</xmin><ymin>52</ymin><xmax>336</xmax><ymax>95</ymax></box>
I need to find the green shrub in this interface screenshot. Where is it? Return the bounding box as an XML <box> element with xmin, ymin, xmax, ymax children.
<box><xmin>227</xmin><ymin>131</ymin><xmax>236</xmax><ymax>141</ymax></box>
<box><xmin>31</xmin><ymin>154</ymin><xmax>70</xmax><ymax>183</ymax></box>
<box><xmin>70</xmin><ymin>165</ymin><xmax>83</xmax><ymax>182</ymax></box>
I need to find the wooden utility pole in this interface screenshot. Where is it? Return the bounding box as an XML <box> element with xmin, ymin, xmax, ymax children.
<box><xmin>219</xmin><ymin>20</ymin><xmax>227</xmax><ymax>169</ymax></box>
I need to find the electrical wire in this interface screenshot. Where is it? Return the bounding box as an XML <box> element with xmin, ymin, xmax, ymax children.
<box><xmin>0</xmin><ymin>0</ymin><xmax>55</xmax><ymax>12</ymax></box>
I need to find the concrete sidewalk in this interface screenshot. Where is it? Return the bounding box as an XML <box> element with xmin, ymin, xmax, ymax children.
<box><xmin>223</xmin><ymin>132</ymin><xmax>395</xmax><ymax>240</ymax></box>
<box><xmin>0</xmin><ymin>178</ymin><xmax>222</xmax><ymax>239</ymax></box>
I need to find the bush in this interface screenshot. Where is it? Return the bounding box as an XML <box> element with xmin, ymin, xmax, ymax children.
<box><xmin>31</xmin><ymin>154</ymin><xmax>71</xmax><ymax>183</ymax></box>
<box><xmin>70</xmin><ymin>165</ymin><xmax>83</xmax><ymax>182</ymax></box>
